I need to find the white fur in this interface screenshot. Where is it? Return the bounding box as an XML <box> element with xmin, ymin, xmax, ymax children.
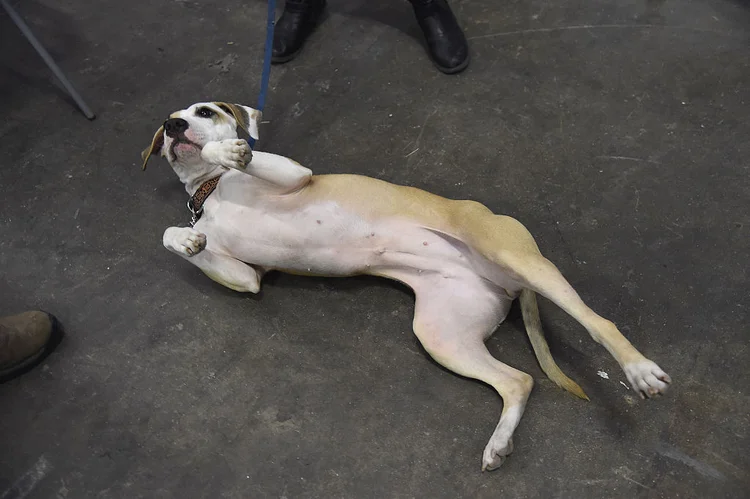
<box><xmin>624</xmin><ymin>360</ymin><xmax>672</xmax><ymax>399</ymax></box>
<box><xmin>163</xmin><ymin>227</ymin><xmax>206</xmax><ymax>257</ymax></box>
<box><xmin>483</xmin><ymin>405</ymin><xmax>521</xmax><ymax>471</ymax></box>
<box><xmin>201</xmin><ymin>139</ymin><xmax>251</xmax><ymax>171</ymax></box>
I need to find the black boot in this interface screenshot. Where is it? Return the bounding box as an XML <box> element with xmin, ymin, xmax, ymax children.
<box><xmin>411</xmin><ymin>0</ymin><xmax>469</xmax><ymax>74</ymax></box>
<box><xmin>272</xmin><ymin>0</ymin><xmax>327</xmax><ymax>64</ymax></box>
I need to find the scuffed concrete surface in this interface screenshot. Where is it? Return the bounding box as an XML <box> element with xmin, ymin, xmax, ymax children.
<box><xmin>1</xmin><ymin>0</ymin><xmax>748</xmax><ymax>497</ymax></box>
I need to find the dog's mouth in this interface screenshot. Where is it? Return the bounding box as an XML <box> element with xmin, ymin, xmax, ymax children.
<box><xmin>168</xmin><ymin>136</ymin><xmax>200</xmax><ymax>161</ymax></box>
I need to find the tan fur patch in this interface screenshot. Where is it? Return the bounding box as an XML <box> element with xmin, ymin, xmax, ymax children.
<box><xmin>141</xmin><ymin>125</ymin><xmax>165</xmax><ymax>170</ymax></box>
<box><xmin>213</xmin><ymin>102</ymin><xmax>251</xmax><ymax>136</ymax></box>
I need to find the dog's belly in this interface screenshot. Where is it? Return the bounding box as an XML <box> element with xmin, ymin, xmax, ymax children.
<box><xmin>209</xmin><ymin>200</ymin><xmax>484</xmax><ymax>283</ymax></box>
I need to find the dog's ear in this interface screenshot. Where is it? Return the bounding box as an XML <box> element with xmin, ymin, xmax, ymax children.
<box><xmin>214</xmin><ymin>102</ymin><xmax>260</xmax><ymax>141</ymax></box>
<box><xmin>141</xmin><ymin>125</ymin><xmax>165</xmax><ymax>170</ymax></box>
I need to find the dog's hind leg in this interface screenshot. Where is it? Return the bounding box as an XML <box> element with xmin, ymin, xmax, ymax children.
<box><xmin>410</xmin><ymin>277</ymin><xmax>532</xmax><ymax>471</ymax></box>
<box><xmin>451</xmin><ymin>213</ymin><xmax>670</xmax><ymax>398</ymax></box>
<box><xmin>494</xmin><ymin>250</ymin><xmax>671</xmax><ymax>399</ymax></box>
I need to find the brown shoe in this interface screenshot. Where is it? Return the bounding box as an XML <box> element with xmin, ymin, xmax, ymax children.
<box><xmin>0</xmin><ymin>311</ymin><xmax>63</xmax><ymax>382</ymax></box>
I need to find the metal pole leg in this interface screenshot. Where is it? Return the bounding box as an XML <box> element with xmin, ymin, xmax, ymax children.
<box><xmin>1</xmin><ymin>0</ymin><xmax>95</xmax><ymax>120</ymax></box>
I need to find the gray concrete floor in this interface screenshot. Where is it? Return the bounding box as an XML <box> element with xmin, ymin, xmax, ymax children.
<box><xmin>1</xmin><ymin>0</ymin><xmax>749</xmax><ymax>497</ymax></box>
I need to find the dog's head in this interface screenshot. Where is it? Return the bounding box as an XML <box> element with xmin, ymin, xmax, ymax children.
<box><xmin>141</xmin><ymin>102</ymin><xmax>260</xmax><ymax>171</ymax></box>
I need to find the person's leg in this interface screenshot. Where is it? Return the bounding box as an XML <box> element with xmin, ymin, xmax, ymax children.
<box><xmin>409</xmin><ymin>0</ymin><xmax>469</xmax><ymax>74</ymax></box>
<box><xmin>272</xmin><ymin>0</ymin><xmax>327</xmax><ymax>64</ymax></box>
<box><xmin>0</xmin><ymin>311</ymin><xmax>63</xmax><ymax>382</ymax></box>
<box><xmin>272</xmin><ymin>0</ymin><xmax>469</xmax><ymax>74</ymax></box>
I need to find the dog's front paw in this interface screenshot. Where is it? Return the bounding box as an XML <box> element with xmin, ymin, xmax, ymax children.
<box><xmin>163</xmin><ymin>227</ymin><xmax>207</xmax><ymax>257</ymax></box>
<box><xmin>201</xmin><ymin>139</ymin><xmax>251</xmax><ymax>170</ymax></box>
<box><xmin>624</xmin><ymin>360</ymin><xmax>671</xmax><ymax>399</ymax></box>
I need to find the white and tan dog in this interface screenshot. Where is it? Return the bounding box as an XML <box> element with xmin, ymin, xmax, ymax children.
<box><xmin>142</xmin><ymin>101</ymin><xmax>671</xmax><ymax>471</ymax></box>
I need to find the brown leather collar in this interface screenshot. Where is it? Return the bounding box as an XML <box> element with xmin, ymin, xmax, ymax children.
<box><xmin>187</xmin><ymin>175</ymin><xmax>222</xmax><ymax>226</ymax></box>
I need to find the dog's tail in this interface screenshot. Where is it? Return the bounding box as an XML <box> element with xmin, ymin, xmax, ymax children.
<box><xmin>519</xmin><ymin>289</ymin><xmax>589</xmax><ymax>400</ymax></box>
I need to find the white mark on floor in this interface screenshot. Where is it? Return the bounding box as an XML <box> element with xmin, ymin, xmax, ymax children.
<box><xmin>56</xmin><ymin>477</ymin><xmax>69</xmax><ymax>498</ymax></box>
<box><xmin>657</xmin><ymin>444</ymin><xmax>726</xmax><ymax>480</ymax></box>
<box><xmin>467</xmin><ymin>24</ymin><xmax>739</xmax><ymax>41</ymax></box>
<box><xmin>597</xmin><ymin>370</ymin><xmax>610</xmax><ymax>379</ymax></box>
<box><xmin>405</xmin><ymin>109</ymin><xmax>438</xmax><ymax>158</ymax></box>
<box><xmin>705</xmin><ymin>450</ymin><xmax>744</xmax><ymax>476</ymax></box>
<box><xmin>621</xmin><ymin>474</ymin><xmax>652</xmax><ymax>489</ymax></box>
<box><xmin>1</xmin><ymin>456</ymin><xmax>51</xmax><ymax>499</ymax></box>
<box><xmin>620</xmin><ymin>381</ymin><xmax>630</xmax><ymax>390</ymax></box>
<box><xmin>595</xmin><ymin>155</ymin><xmax>661</xmax><ymax>164</ymax></box>
<box><xmin>614</xmin><ymin>466</ymin><xmax>652</xmax><ymax>490</ymax></box>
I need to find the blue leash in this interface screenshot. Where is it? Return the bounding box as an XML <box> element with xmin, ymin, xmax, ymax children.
<box><xmin>248</xmin><ymin>0</ymin><xmax>276</xmax><ymax>149</ymax></box>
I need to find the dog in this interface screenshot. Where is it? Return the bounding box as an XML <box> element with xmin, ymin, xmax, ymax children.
<box><xmin>142</xmin><ymin>101</ymin><xmax>671</xmax><ymax>471</ymax></box>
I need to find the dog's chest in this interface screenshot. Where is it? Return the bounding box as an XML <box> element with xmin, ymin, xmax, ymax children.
<box><xmin>207</xmin><ymin>199</ymin><xmax>377</xmax><ymax>272</ymax></box>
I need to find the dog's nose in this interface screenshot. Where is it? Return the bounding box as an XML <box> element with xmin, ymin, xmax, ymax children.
<box><xmin>164</xmin><ymin>118</ymin><xmax>189</xmax><ymax>137</ymax></box>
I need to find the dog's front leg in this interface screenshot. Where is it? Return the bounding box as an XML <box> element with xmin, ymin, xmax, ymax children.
<box><xmin>201</xmin><ymin>140</ymin><xmax>311</xmax><ymax>192</ymax></box>
<box><xmin>239</xmin><ymin>151</ymin><xmax>312</xmax><ymax>192</ymax></box>
<box><xmin>163</xmin><ymin>226</ymin><xmax>263</xmax><ymax>293</ymax></box>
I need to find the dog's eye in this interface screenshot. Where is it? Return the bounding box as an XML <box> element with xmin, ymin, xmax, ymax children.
<box><xmin>196</xmin><ymin>107</ymin><xmax>215</xmax><ymax>118</ymax></box>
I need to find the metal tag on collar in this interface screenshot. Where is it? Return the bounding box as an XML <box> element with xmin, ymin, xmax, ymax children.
<box><xmin>187</xmin><ymin>199</ymin><xmax>203</xmax><ymax>227</ymax></box>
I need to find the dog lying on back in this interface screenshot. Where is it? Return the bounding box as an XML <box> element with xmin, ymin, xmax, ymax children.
<box><xmin>142</xmin><ymin>101</ymin><xmax>671</xmax><ymax>471</ymax></box>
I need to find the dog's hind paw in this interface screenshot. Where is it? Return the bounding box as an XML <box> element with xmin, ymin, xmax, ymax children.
<box><xmin>482</xmin><ymin>436</ymin><xmax>514</xmax><ymax>471</ymax></box>
<box><xmin>624</xmin><ymin>360</ymin><xmax>671</xmax><ymax>399</ymax></box>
